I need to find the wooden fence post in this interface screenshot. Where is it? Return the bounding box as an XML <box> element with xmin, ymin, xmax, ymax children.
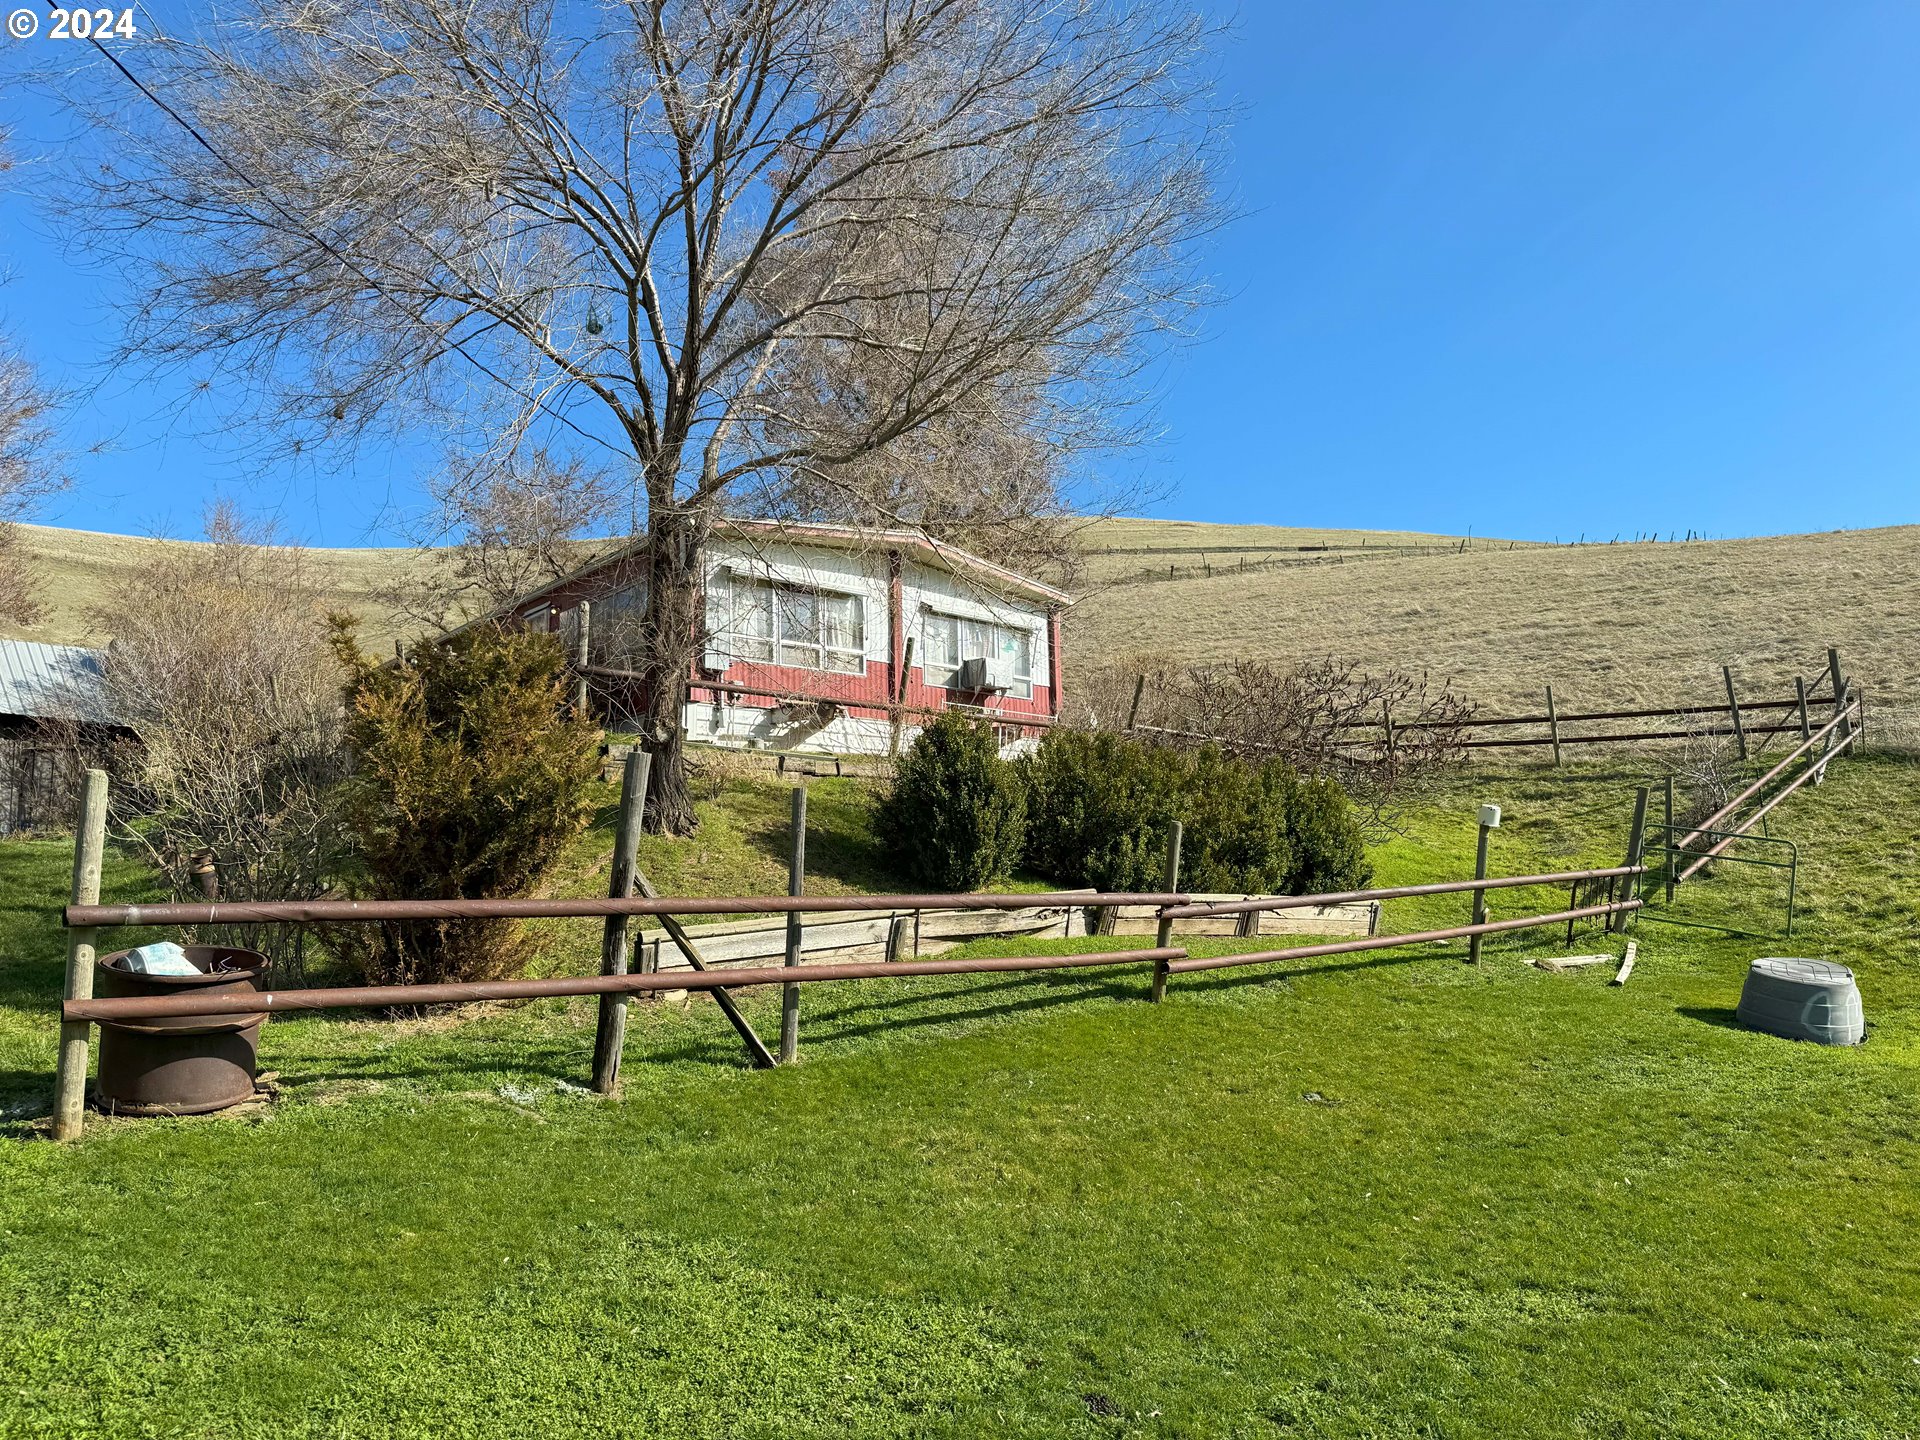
<box><xmin>1663</xmin><ymin>775</ymin><xmax>1677</xmax><ymax>904</ymax></box>
<box><xmin>1382</xmin><ymin>699</ymin><xmax>1397</xmax><ymax>761</ymax></box>
<box><xmin>1795</xmin><ymin>676</ymin><xmax>1811</xmax><ymax>741</ymax></box>
<box><xmin>590</xmin><ymin>749</ymin><xmax>650</xmax><ymax>1094</ymax></box>
<box><xmin>1150</xmin><ymin>821</ymin><xmax>1183</xmax><ymax>1003</ymax></box>
<box><xmin>52</xmin><ymin>769</ymin><xmax>109</xmax><ymax>1141</ymax></box>
<box><xmin>1467</xmin><ymin>804</ymin><xmax>1497</xmax><ymax>963</ymax></box>
<box><xmin>1125</xmin><ymin>673</ymin><xmax>1146</xmax><ymax>732</ymax></box>
<box><xmin>1826</xmin><ymin>647</ymin><xmax>1854</xmax><ymax>751</ymax></box>
<box><xmin>780</xmin><ymin>785</ymin><xmax>806</xmax><ymax>1063</ymax></box>
<box><xmin>1723</xmin><ymin>666</ymin><xmax>1747</xmax><ymax>760</ymax></box>
<box><xmin>574</xmin><ymin>600</ymin><xmax>592</xmax><ymax>717</ymax></box>
<box><xmin>1612</xmin><ymin>786</ymin><xmax>1649</xmax><ymax>934</ymax></box>
<box><xmin>1545</xmin><ymin>685</ymin><xmax>1562</xmax><ymax>768</ymax></box>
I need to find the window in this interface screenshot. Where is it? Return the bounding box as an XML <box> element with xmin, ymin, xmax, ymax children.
<box><xmin>710</xmin><ymin>573</ymin><xmax>865</xmax><ymax>674</ymax></box>
<box><xmin>920</xmin><ymin>610</ymin><xmax>1036</xmax><ymax>698</ymax></box>
<box><xmin>587</xmin><ymin>582</ymin><xmax>647</xmax><ymax>667</ymax></box>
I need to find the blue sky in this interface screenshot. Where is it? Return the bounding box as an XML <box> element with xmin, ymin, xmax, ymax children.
<box><xmin>3</xmin><ymin>1</ymin><xmax>1919</xmax><ymax>545</ymax></box>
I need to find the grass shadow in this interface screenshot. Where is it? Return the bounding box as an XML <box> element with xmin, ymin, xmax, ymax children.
<box><xmin>1676</xmin><ymin>1005</ymin><xmax>1745</xmax><ymax>1031</ymax></box>
<box><xmin>794</xmin><ymin>971</ymin><xmax>1146</xmax><ymax>1047</ymax></box>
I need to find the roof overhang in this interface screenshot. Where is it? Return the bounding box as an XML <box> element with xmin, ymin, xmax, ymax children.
<box><xmin>470</xmin><ymin>518</ymin><xmax>1072</xmax><ymax>631</ymax></box>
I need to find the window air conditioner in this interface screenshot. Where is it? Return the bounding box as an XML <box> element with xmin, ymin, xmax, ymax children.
<box><xmin>953</xmin><ymin>656</ymin><xmax>995</xmax><ymax>691</ymax></box>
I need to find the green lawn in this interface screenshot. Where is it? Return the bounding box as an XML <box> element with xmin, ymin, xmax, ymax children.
<box><xmin>1</xmin><ymin>756</ymin><xmax>1917</xmax><ymax>1437</ymax></box>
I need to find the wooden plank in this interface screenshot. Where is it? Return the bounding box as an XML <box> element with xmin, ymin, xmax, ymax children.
<box><xmin>1098</xmin><ymin>899</ymin><xmax>1376</xmax><ymax>938</ymax></box>
<box><xmin>1531</xmin><ymin>953</ymin><xmax>1612</xmax><ymax>972</ymax></box>
<box><xmin>657</xmin><ymin>915</ymin><xmax>893</xmax><ymax>964</ymax></box>
<box><xmin>1611</xmin><ymin>941</ymin><xmax>1638</xmax><ymax>986</ymax></box>
<box><xmin>651</xmin><ymin>898</ymin><xmax>1098</xmax><ymax>973</ymax></box>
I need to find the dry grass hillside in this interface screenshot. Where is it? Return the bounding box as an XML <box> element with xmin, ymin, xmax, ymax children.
<box><xmin>9</xmin><ymin>517</ymin><xmax>1914</xmax><ymax>742</ymax></box>
<box><xmin>1067</xmin><ymin>521</ymin><xmax>1920</xmax><ymax>740</ymax></box>
<box><xmin>1068</xmin><ymin>516</ymin><xmax>1541</xmax><ymax>588</ymax></box>
<box><xmin>0</xmin><ymin>524</ymin><xmax>439</xmax><ymax>648</ymax></box>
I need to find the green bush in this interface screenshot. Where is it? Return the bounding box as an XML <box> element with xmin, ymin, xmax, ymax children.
<box><xmin>328</xmin><ymin>618</ymin><xmax>604</xmax><ymax>986</ymax></box>
<box><xmin>877</xmin><ymin>712</ymin><xmax>1028</xmax><ymax>889</ymax></box>
<box><xmin>1178</xmin><ymin>747</ymin><xmax>1298</xmax><ymax>893</ymax></box>
<box><xmin>1017</xmin><ymin>730</ymin><xmax>1182</xmax><ymax>892</ymax></box>
<box><xmin>1018</xmin><ymin>730</ymin><xmax>1371</xmax><ymax>895</ymax></box>
<box><xmin>1284</xmin><ymin>773</ymin><xmax>1372</xmax><ymax>894</ymax></box>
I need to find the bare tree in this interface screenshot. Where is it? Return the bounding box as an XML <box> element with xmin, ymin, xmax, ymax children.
<box><xmin>753</xmin><ymin>378</ymin><xmax>1104</xmax><ymax>589</ymax></box>
<box><xmin>382</xmin><ymin>448</ymin><xmax>620</xmax><ymax>631</ymax></box>
<box><xmin>69</xmin><ymin>0</ymin><xmax>1224</xmax><ymax>830</ymax></box>
<box><xmin>82</xmin><ymin>504</ymin><xmax>351</xmax><ymax>969</ymax></box>
<box><xmin>0</xmin><ymin>132</ymin><xmax>65</xmax><ymax>623</ymax></box>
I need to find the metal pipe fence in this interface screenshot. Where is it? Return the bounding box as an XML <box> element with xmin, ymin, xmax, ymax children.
<box><xmin>1671</xmin><ymin>701</ymin><xmax>1858</xmax><ymax>860</ymax></box>
<box><xmin>51</xmin><ymin>853</ymin><xmax>1650</xmax><ymax>1136</ymax></box>
<box><xmin>1676</xmin><ymin>722</ymin><xmax>1857</xmax><ymax>883</ymax></box>
<box><xmin>54</xmin><ymin>865</ymin><xmax>1645</xmax><ymax>1019</ymax></box>
<box><xmin>65</xmin><ymin>891</ymin><xmax>1187</xmax><ymax>930</ymax></box>
<box><xmin>64</xmin><ymin>946</ymin><xmax>1190</xmax><ymax>1025</ymax></box>
<box><xmin>1166</xmin><ymin>900</ymin><xmax>1641</xmax><ymax>975</ymax></box>
<box><xmin>1160</xmin><ymin>866</ymin><xmax>1646</xmax><ymax>920</ymax></box>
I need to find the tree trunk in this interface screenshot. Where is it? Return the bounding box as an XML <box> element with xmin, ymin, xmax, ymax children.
<box><xmin>638</xmin><ymin>507</ymin><xmax>707</xmax><ymax>835</ymax></box>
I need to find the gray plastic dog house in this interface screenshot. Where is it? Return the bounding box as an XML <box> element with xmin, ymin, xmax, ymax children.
<box><xmin>1736</xmin><ymin>958</ymin><xmax>1864</xmax><ymax>1046</ymax></box>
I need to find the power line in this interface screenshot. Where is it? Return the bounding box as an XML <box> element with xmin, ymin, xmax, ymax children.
<box><xmin>63</xmin><ymin>5</ymin><xmax>630</xmax><ymax>461</ymax></box>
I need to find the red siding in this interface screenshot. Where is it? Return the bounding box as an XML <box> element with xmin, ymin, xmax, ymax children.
<box><xmin>513</xmin><ymin>542</ymin><xmax>1058</xmax><ymax>738</ymax></box>
<box><xmin>691</xmin><ymin>656</ymin><xmax>1051</xmax><ymax>730</ymax></box>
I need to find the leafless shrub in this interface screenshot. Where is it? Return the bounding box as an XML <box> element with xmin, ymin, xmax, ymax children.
<box><xmin>1669</xmin><ymin>729</ymin><xmax>1738</xmax><ymax>833</ymax></box>
<box><xmin>82</xmin><ymin>505</ymin><xmax>351</xmax><ymax>971</ymax></box>
<box><xmin>0</xmin><ymin>133</ymin><xmax>66</xmax><ymax>622</ymax></box>
<box><xmin>1071</xmin><ymin>656</ymin><xmax>1476</xmax><ymax>831</ymax></box>
<box><xmin>382</xmin><ymin>448</ymin><xmax>622</xmax><ymax>632</ymax></box>
<box><xmin>1654</xmin><ymin>725</ymin><xmax>1744</xmax><ymax>880</ymax></box>
<box><xmin>686</xmin><ymin>744</ymin><xmax>763</xmax><ymax>803</ymax></box>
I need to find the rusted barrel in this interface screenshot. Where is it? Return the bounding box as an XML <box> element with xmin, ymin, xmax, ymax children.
<box><xmin>93</xmin><ymin>945</ymin><xmax>269</xmax><ymax>1115</ymax></box>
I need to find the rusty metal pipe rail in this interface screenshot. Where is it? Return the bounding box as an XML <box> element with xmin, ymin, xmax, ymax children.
<box><xmin>1675</xmin><ymin>726</ymin><xmax>1859</xmax><ymax>883</ymax></box>
<box><xmin>1167</xmin><ymin>900</ymin><xmax>1641</xmax><ymax>975</ymax></box>
<box><xmin>62</xmin><ymin>947</ymin><xmax>1189</xmax><ymax>1025</ymax></box>
<box><xmin>1345</xmin><ymin>698</ymin><xmax>1806</xmax><ymax>732</ymax></box>
<box><xmin>1446</xmin><ymin>722</ymin><xmax>1814</xmax><ymax>750</ymax></box>
<box><xmin>65</xmin><ymin>891</ymin><xmax>1186</xmax><ymax>931</ymax></box>
<box><xmin>1326</xmin><ymin>723</ymin><xmax>1812</xmax><ymax>753</ymax></box>
<box><xmin>1159</xmin><ymin>865</ymin><xmax>1645</xmax><ymax>920</ymax></box>
<box><xmin>1672</xmin><ymin>701</ymin><xmax>1858</xmax><ymax>856</ymax></box>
